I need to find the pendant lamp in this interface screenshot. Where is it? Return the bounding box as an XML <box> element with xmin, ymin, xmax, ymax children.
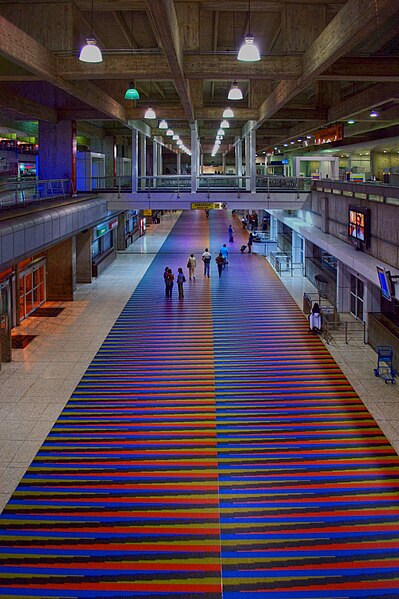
<box><xmin>124</xmin><ymin>82</ymin><xmax>140</xmax><ymax>100</ymax></box>
<box><xmin>228</xmin><ymin>82</ymin><xmax>243</xmax><ymax>101</ymax></box>
<box><xmin>220</xmin><ymin>120</ymin><xmax>230</xmax><ymax>128</ymax></box>
<box><xmin>237</xmin><ymin>0</ymin><xmax>260</xmax><ymax>62</ymax></box>
<box><xmin>172</xmin><ymin>134</ymin><xmax>179</xmax><ymax>141</ymax></box>
<box><xmin>79</xmin><ymin>0</ymin><xmax>103</xmax><ymax>63</ymax></box>
<box><xmin>159</xmin><ymin>120</ymin><xmax>168</xmax><ymax>129</ymax></box>
<box><xmin>223</xmin><ymin>108</ymin><xmax>234</xmax><ymax>118</ymax></box>
<box><xmin>144</xmin><ymin>107</ymin><xmax>156</xmax><ymax>119</ymax></box>
<box><xmin>166</xmin><ymin>129</ymin><xmax>174</xmax><ymax>136</ymax></box>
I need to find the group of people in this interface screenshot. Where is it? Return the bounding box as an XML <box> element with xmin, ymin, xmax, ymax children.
<box><xmin>241</xmin><ymin>212</ymin><xmax>258</xmax><ymax>231</ymax></box>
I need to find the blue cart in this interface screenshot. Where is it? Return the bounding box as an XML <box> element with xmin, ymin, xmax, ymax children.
<box><xmin>374</xmin><ymin>346</ymin><xmax>396</xmax><ymax>384</ymax></box>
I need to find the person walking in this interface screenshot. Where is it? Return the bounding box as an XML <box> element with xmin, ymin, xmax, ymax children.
<box><xmin>165</xmin><ymin>268</ymin><xmax>174</xmax><ymax>298</ymax></box>
<box><xmin>187</xmin><ymin>254</ymin><xmax>197</xmax><ymax>280</ymax></box>
<box><xmin>215</xmin><ymin>253</ymin><xmax>225</xmax><ymax>278</ymax></box>
<box><xmin>177</xmin><ymin>268</ymin><xmax>186</xmax><ymax>299</ymax></box>
<box><xmin>228</xmin><ymin>225</ymin><xmax>234</xmax><ymax>242</ymax></box>
<box><xmin>220</xmin><ymin>243</ymin><xmax>229</xmax><ymax>267</ymax></box>
<box><xmin>163</xmin><ymin>266</ymin><xmax>170</xmax><ymax>297</ymax></box>
<box><xmin>202</xmin><ymin>248</ymin><xmax>211</xmax><ymax>277</ymax></box>
<box><xmin>248</xmin><ymin>232</ymin><xmax>254</xmax><ymax>254</ymax></box>
<box><xmin>309</xmin><ymin>303</ymin><xmax>322</xmax><ymax>333</ymax></box>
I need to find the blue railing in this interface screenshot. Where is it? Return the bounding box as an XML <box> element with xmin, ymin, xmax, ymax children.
<box><xmin>0</xmin><ymin>178</ymin><xmax>74</xmax><ymax>210</ymax></box>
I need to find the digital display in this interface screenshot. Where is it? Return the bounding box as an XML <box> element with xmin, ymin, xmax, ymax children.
<box><xmin>349</xmin><ymin>209</ymin><xmax>365</xmax><ymax>241</ymax></box>
<box><xmin>377</xmin><ymin>266</ymin><xmax>392</xmax><ymax>301</ymax></box>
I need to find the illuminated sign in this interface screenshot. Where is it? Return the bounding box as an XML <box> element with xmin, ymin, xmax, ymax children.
<box><xmin>314</xmin><ymin>124</ymin><xmax>343</xmax><ymax>145</ymax></box>
<box><xmin>191</xmin><ymin>202</ymin><xmax>224</xmax><ymax>210</ymax></box>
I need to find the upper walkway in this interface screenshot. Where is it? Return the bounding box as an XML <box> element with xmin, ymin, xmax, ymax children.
<box><xmin>0</xmin><ymin>210</ymin><xmax>398</xmax><ymax>597</ymax></box>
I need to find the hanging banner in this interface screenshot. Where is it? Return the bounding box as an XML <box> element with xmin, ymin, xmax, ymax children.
<box><xmin>314</xmin><ymin>124</ymin><xmax>343</xmax><ymax>145</ymax></box>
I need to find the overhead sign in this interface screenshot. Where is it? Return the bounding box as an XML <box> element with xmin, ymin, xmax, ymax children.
<box><xmin>143</xmin><ymin>210</ymin><xmax>152</xmax><ymax>216</ymax></box>
<box><xmin>314</xmin><ymin>124</ymin><xmax>343</xmax><ymax>145</ymax></box>
<box><xmin>191</xmin><ymin>202</ymin><xmax>225</xmax><ymax>210</ymax></box>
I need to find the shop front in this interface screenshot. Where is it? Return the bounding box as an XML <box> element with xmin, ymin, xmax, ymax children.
<box><xmin>91</xmin><ymin>217</ymin><xmax>118</xmax><ymax>277</ymax></box>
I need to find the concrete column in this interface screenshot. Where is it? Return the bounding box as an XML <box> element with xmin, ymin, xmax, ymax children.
<box><xmin>131</xmin><ymin>129</ymin><xmax>138</xmax><ymax>192</ymax></box>
<box><xmin>190</xmin><ymin>123</ymin><xmax>198</xmax><ymax>193</ymax></box>
<box><xmin>46</xmin><ymin>237</ymin><xmax>76</xmax><ymax>301</ymax></box>
<box><xmin>336</xmin><ymin>260</ymin><xmax>351</xmax><ymax>313</ymax></box>
<box><xmin>152</xmin><ymin>140</ymin><xmax>158</xmax><ymax>188</ymax></box>
<box><xmin>104</xmin><ymin>135</ymin><xmax>116</xmax><ymax>186</ymax></box>
<box><xmin>320</xmin><ymin>195</ymin><xmax>329</xmax><ymax>233</ymax></box>
<box><xmin>158</xmin><ymin>143</ymin><xmax>163</xmax><ymax>175</ymax></box>
<box><xmin>222</xmin><ymin>154</ymin><xmax>226</xmax><ymax>174</ymax></box>
<box><xmin>369</xmin><ymin>150</ymin><xmax>375</xmax><ymax>179</ymax></box>
<box><xmin>235</xmin><ymin>139</ymin><xmax>242</xmax><ymax>178</ymax></box>
<box><xmin>76</xmin><ymin>229</ymin><xmax>92</xmax><ymax>284</ymax></box>
<box><xmin>177</xmin><ymin>152</ymin><xmax>181</xmax><ymax>175</ymax></box>
<box><xmin>38</xmin><ymin>120</ymin><xmax>77</xmax><ymax>190</ymax></box>
<box><xmin>117</xmin><ymin>213</ymin><xmax>127</xmax><ymax>251</ymax></box>
<box><xmin>200</xmin><ymin>152</ymin><xmax>204</xmax><ymax>175</ymax></box>
<box><xmin>249</xmin><ymin>129</ymin><xmax>256</xmax><ymax>193</ymax></box>
<box><xmin>269</xmin><ymin>215</ymin><xmax>278</xmax><ymax>240</ymax></box>
<box><xmin>245</xmin><ymin>134</ymin><xmax>250</xmax><ymax>191</ymax></box>
<box><xmin>140</xmin><ymin>133</ymin><xmax>147</xmax><ymax>190</ymax></box>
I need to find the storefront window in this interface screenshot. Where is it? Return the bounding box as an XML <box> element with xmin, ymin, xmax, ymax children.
<box><xmin>91</xmin><ymin>239</ymin><xmax>100</xmax><ymax>258</ymax></box>
<box><xmin>102</xmin><ymin>231</ymin><xmax>112</xmax><ymax>253</ymax></box>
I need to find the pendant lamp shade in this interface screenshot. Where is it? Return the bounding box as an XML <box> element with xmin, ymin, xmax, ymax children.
<box><xmin>159</xmin><ymin>119</ymin><xmax>168</xmax><ymax>129</ymax></box>
<box><xmin>177</xmin><ymin>140</ymin><xmax>182</xmax><ymax>146</ymax></box>
<box><xmin>124</xmin><ymin>82</ymin><xmax>140</xmax><ymax>100</ymax></box>
<box><xmin>223</xmin><ymin>108</ymin><xmax>234</xmax><ymax>118</ymax></box>
<box><xmin>144</xmin><ymin>107</ymin><xmax>156</xmax><ymax>119</ymax></box>
<box><xmin>237</xmin><ymin>33</ymin><xmax>260</xmax><ymax>62</ymax></box>
<box><xmin>166</xmin><ymin>129</ymin><xmax>174</xmax><ymax>136</ymax></box>
<box><xmin>220</xmin><ymin>120</ymin><xmax>230</xmax><ymax>128</ymax></box>
<box><xmin>228</xmin><ymin>82</ymin><xmax>243</xmax><ymax>101</ymax></box>
<box><xmin>172</xmin><ymin>134</ymin><xmax>179</xmax><ymax>141</ymax></box>
<box><xmin>370</xmin><ymin>110</ymin><xmax>379</xmax><ymax>117</ymax></box>
<box><xmin>217</xmin><ymin>129</ymin><xmax>225</xmax><ymax>136</ymax></box>
<box><xmin>79</xmin><ymin>39</ymin><xmax>103</xmax><ymax>63</ymax></box>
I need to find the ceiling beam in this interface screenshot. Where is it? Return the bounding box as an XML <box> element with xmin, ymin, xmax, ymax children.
<box><xmin>0</xmin><ymin>89</ymin><xmax>57</xmax><ymax>122</ymax></box>
<box><xmin>58</xmin><ymin>54</ymin><xmax>170</xmax><ymax>80</ymax></box>
<box><xmin>320</xmin><ymin>57</ymin><xmax>399</xmax><ymax>82</ymax></box>
<box><xmin>257</xmin><ymin>0</ymin><xmax>399</xmax><ymax>127</ymax></box>
<box><xmin>328</xmin><ymin>83</ymin><xmax>399</xmax><ymax>123</ymax></box>
<box><xmin>112</xmin><ymin>11</ymin><xmax>139</xmax><ymax>48</ymax></box>
<box><xmin>185</xmin><ymin>54</ymin><xmax>302</xmax><ymax>80</ymax></box>
<box><xmin>147</xmin><ymin>0</ymin><xmax>194</xmax><ymax>123</ymax></box>
<box><xmin>0</xmin><ymin>15</ymin><xmax>127</xmax><ymax>123</ymax></box>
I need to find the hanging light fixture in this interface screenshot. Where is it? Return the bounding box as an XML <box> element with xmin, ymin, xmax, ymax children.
<box><xmin>217</xmin><ymin>129</ymin><xmax>225</xmax><ymax>136</ymax></box>
<box><xmin>79</xmin><ymin>0</ymin><xmax>103</xmax><ymax>63</ymax></box>
<box><xmin>172</xmin><ymin>134</ymin><xmax>179</xmax><ymax>141</ymax></box>
<box><xmin>166</xmin><ymin>129</ymin><xmax>174</xmax><ymax>136</ymax></box>
<box><xmin>370</xmin><ymin>110</ymin><xmax>379</xmax><ymax>118</ymax></box>
<box><xmin>177</xmin><ymin>140</ymin><xmax>183</xmax><ymax>146</ymax></box>
<box><xmin>237</xmin><ymin>0</ymin><xmax>260</xmax><ymax>62</ymax></box>
<box><xmin>144</xmin><ymin>107</ymin><xmax>156</xmax><ymax>119</ymax></box>
<box><xmin>124</xmin><ymin>82</ymin><xmax>140</xmax><ymax>100</ymax></box>
<box><xmin>223</xmin><ymin>108</ymin><xmax>234</xmax><ymax>118</ymax></box>
<box><xmin>144</xmin><ymin>80</ymin><xmax>156</xmax><ymax>119</ymax></box>
<box><xmin>220</xmin><ymin>120</ymin><xmax>230</xmax><ymax>128</ymax></box>
<box><xmin>159</xmin><ymin>120</ymin><xmax>168</xmax><ymax>129</ymax></box>
<box><xmin>228</xmin><ymin>82</ymin><xmax>243</xmax><ymax>101</ymax></box>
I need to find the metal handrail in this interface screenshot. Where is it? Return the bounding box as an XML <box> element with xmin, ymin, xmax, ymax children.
<box><xmin>0</xmin><ymin>178</ymin><xmax>73</xmax><ymax>210</ymax></box>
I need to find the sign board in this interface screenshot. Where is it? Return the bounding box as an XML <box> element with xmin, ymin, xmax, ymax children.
<box><xmin>314</xmin><ymin>124</ymin><xmax>343</xmax><ymax>145</ymax></box>
<box><xmin>191</xmin><ymin>202</ymin><xmax>224</xmax><ymax>210</ymax></box>
<box><xmin>143</xmin><ymin>210</ymin><xmax>152</xmax><ymax>216</ymax></box>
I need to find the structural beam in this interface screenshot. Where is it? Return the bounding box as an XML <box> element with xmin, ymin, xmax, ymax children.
<box><xmin>257</xmin><ymin>0</ymin><xmax>399</xmax><ymax>126</ymax></box>
<box><xmin>58</xmin><ymin>54</ymin><xmax>170</xmax><ymax>80</ymax></box>
<box><xmin>328</xmin><ymin>83</ymin><xmax>399</xmax><ymax>123</ymax></box>
<box><xmin>0</xmin><ymin>15</ymin><xmax>127</xmax><ymax>123</ymax></box>
<box><xmin>321</xmin><ymin>57</ymin><xmax>399</xmax><ymax>82</ymax></box>
<box><xmin>0</xmin><ymin>89</ymin><xmax>57</xmax><ymax>122</ymax></box>
<box><xmin>147</xmin><ymin>0</ymin><xmax>194</xmax><ymax>123</ymax></box>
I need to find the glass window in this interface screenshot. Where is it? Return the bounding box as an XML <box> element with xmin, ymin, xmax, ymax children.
<box><xmin>102</xmin><ymin>231</ymin><xmax>112</xmax><ymax>253</ymax></box>
<box><xmin>91</xmin><ymin>239</ymin><xmax>100</xmax><ymax>258</ymax></box>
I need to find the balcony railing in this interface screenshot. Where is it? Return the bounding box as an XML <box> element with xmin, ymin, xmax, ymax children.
<box><xmin>0</xmin><ymin>178</ymin><xmax>74</xmax><ymax>210</ymax></box>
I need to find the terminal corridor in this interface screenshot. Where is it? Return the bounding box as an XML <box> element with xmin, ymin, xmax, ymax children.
<box><xmin>0</xmin><ymin>211</ymin><xmax>399</xmax><ymax>598</ymax></box>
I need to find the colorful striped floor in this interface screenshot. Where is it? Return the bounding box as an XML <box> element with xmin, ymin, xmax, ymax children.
<box><xmin>1</xmin><ymin>210</ymin><xmax>399</xmax><ymax>598</ymax></box>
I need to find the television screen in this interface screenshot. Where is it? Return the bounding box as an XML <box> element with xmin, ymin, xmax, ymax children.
<box><xmin>348</xmin><ymin>207</ymin><xmax>369</xmax><ymax>246</ymax></box>
<box><xmin>377</xmin><ymin>266</ymin><xmax>392</xmax><ymax>301</ymax></box>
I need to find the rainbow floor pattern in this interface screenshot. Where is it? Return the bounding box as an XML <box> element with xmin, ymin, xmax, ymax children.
<box><xmin>0</xmin><ymin>210</ymin><xmax>399</xmax><ymax>598</ymax></box>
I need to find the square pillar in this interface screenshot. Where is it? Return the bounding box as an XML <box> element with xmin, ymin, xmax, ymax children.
<box><xmin>222</xmin><ymin>154</ymin><xmax>226</xmax><ymax>174</ymax></box>
<box><xmin>245</xmin><ymin>135</ymin><xmax>250</xmax><ymax>190</ymax></box>
<box><xmin>38</xmin><ymin>120</ymin><xmax>77</xmax><ymax>190</ymax></box>
<box><xmin>249</xmin><ymin>129</ymin><xmax>256</xmax><ymax>193</ymax></box>
<box><xmin>104</xmin><ymin>135</ymin><xmax>116</xmax><ymax>186</ymax></box>
<box><xmin>336</xmin><ymin>260</ymin><xmax>351</xmax><ymax>313</ymax></box>
<box><xmin>158</xmin><ymin>143</ymin><xmax>163</xmax><ymax>175</ymax></box>
<box><xmin>235</xmin><ymin>139</ymin><xmax>242</xmax><ymax>179</ymax></box>
<box><xmin>177</xmin><ymin>153</ymin><xmax>181</xmax><ymax>175</ymax></box>
<box><xmin>131</xmin><ymin>129</ymin><xmax>138</xmax><ymax>192</ymax></box>
<box><xmin>140</xmin><ymin>133</ymin><xmax>147</xmax><ymax>190</ymax></box>
<box><xmin>46</xmin><ymin>237</ymin><xmax>76</xmax><ymax>301</ymax></box>
<box><xmin>76</xmin><ymin>229</ymin><xmax>92</xmax><ymax>283</ymax></box>
<box><xmin>190</xmin><ymin>123</ymin><xmax>198</xmax><ymax>193</ymax></box>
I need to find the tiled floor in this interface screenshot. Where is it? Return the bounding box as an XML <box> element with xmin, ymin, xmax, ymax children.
<box><xmin>0</xmin><ymin>209</ymin><xmax>398</xmax><ymax>515</ymax></box>
<box><xmin>0</xmin><ymin>211</ymin><xmax>181</xmax><ymax>513</ymax></box>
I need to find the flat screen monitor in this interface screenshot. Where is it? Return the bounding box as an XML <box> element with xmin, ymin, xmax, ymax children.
<box><xmin>377</xmin><ymin>266</ymin><xmax>392</xmax><ymax>301</ymax></box>
<box><xmin>348</xmin><ymin>207</ymin><xmax>370</xmax><ymax>247</ymax></box>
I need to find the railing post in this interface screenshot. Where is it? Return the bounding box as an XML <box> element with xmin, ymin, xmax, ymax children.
<box><xmin>345</xmin><ymin>321</ymin><xmax>348</xmax><ymax>345</ymax></box>
<box><xmin>177</xmin><ymin>175</ymin><xmax>180</xmax><ymax>199</ymax></box>
<box><xmin>118</xmin><ymin>177</ymin><xmax>121</xmax><ymax>199</ymax></box>
<box><xmin>207</xmin><ymin>177</ymin><xmax>210</xmax><ymax>199</ymax></box>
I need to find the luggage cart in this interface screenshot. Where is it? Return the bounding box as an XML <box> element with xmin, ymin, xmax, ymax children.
<box><xmin>374</xmin><ymin>346</ymin><xmax>396</xmax><ymax>384</ymax></box>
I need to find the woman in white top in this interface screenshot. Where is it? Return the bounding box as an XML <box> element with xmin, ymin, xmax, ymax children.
<box><xmin>187</xmin><ymin>254</ymin><xmax>197</xmax><ymax>280</ymax></box>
